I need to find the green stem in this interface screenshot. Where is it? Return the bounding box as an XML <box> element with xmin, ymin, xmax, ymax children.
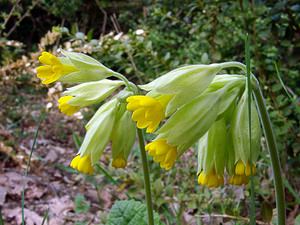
<box><xmin>219</xmin><ymin>61</ymin><xmax>248</xmax><ymax>71</ymax></box>
<box><xmin>112</xmin><ymin>72</ymin><xmax>138</xmax><ymax>93</ymax></box>
<box><xmin>137</xmin><ymin>128</ymin><xmax>154</xmax><ymax>225</ymax></box>
<box><xmin>245</xmin><ymin>35</ymin><xmax>256</xmax><ymax>225</ymax></box>
<box><xmin>253</xmin><ymin>82</ymin><xmax>286</xmax><ymax>225</ymax></box>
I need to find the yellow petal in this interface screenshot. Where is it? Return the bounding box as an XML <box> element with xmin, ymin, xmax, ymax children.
<box><xmin>112</xmin><ymin>158</ymin><xmax>127</xmax><ymax>168</ymax></box>
<box><xmin>39</xmin><ymin>51</ymin><xmax>60</xmax><ymax>65</ymax></box>
<box><xmin>41</xmin><ymin>73</ymin><xmax>61</xmax><ymax>84</ymax></box>
<box><xmin>235</xmin><ymin>160</ymin><xmax>245</xmax><ymax>175</ymax></box>
<box><xmin>36</xmin><ymin>65</ymin><xmax>53</xmax><ymax>77</ymax></box>
<box><xmin>127</xmin><ymin>101</ymin><xmax>140</xmax><ymax>111</ymax></box>
<box><xmin>58</xmin><ymin>96</ymin><xmax>80</xmax><ymax>116</ymax></box>
<box><xmin>132</xmin><ymin>108</ymin><xmax>145</xmax><ymax>121</ymax></box>
<box><xmin>70</xmin><ymin>155</ymin><xmax>80</xmax><ymax>169</ymax></box>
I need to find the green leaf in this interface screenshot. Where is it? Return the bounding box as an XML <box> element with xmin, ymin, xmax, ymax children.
<box><xmin>74</xmin><ymin>194</ymin><xmax>90</xmax><ymax>214</ymax></box>
<box><xmin>106</xmin><ymin>200</ymin><xmax>164</xmax><ymax>225</ymax></box>
<box><xmin>94</xmin><ymin>163</ymin><xmax>117</xmax><ymax>185</ymax></box>
<box><xmin>295</xmin><ymin>214</ymin><xmax>300</xmax><ymax>225</ymax></box>
<box><xmin>261</xmin><ymin>202</ymin><xmax>273</xmax><ymax>223</ymax></box>
<box><xmin>72</xmin><ymin>132</ymin><xmax>82</xmax><ymax>149</ymax></box>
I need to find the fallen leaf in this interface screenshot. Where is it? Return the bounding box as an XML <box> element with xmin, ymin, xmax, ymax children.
<box><xmin>48</xmin><ymin>195</ymin><xmax>74</xmax><ymax>217</ymax></box>
<box><xmin>4</xmin><ymin>207</ymin><xmax>43</xmax><ymax>225</ymax></box>
<box><xmin>0</xmin><ymin>186</ymin><xmax>7</xmax><ymax>205</ymax></box>
<box><xmin>26</xmin><ymin>185</ymin><xmax>46</xmax><ymax>199</ymax></box>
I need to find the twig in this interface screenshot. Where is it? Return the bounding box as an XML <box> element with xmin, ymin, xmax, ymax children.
<box><xmin>110</xmin><ymin>15</ymin><xmax>120</xmax><ymax>33</ymax></box>
<box><xmin>112</xmin><ymin>13</ymin><xmax>121</xmax><ymax>33</ymax></box>
<box><xmin>1</xmin><ymin>0</ymin><xmax>21</xmax><ymax>34</ymax></box>
<box><xmin>22</xmin><ymin>112</ymin><xmax>45</xmax><ymax>225</ymax></box>
<box><xmin>6</xmin><ymin>0</ymin><xmax>38</xmax><ymax>37</ymax></box>
<box><xmin>126</xmin><ymin>51</ymin><xmax>144</xmax><ymax>84</ymax></box>
<box><xmin>94</xmin><ymin>0</ymin><xmax>107</xmax><ymax>37</ymax></box>
<box><xmin>195</xmin><ymin>214</ymin><xmax>269</xmax><ymax>225</ymax></box>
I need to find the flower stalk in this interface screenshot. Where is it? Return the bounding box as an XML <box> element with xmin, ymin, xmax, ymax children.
<box><xmin>252</xmin><ymin>80</ymin><xmax>286</xmax><ymax>225</ymax></box>
<box><xmin>137</xmin><ymin>128</ymin><xmax>154</xmax><ymax>225</ymax></box>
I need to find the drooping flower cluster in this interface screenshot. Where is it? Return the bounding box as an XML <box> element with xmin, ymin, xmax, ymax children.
<box><xmin>36</xmin><ymin>51</ymin><xmax>136</xmax><ymax>174</ymax></box>
<box><xmin>127</xmin><ymin>67</ymin><xmax>262</xmax><ymax>187</ymax></box>
<box><xmin>36</xmin><ymin>51</ymin><xmax>262</xmax><ymax>188</ymax></box>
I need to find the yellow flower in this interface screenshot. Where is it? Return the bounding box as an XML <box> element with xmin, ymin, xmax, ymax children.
<box><xmin>145</xmin><ymin>139</ymin><xmax>177</xmax><ymax>170</ymax></box>
<box><xmin>229</xmin><ymin>174</ymin><xmax>249</xmax><ymax>185</ymax></box>
<box><xmin>58</xmin><ymin>96</ymin><xmax>80</xmax><ymax>116</ymax></box>
<box><xmin>126</xmin><ymin>95</ymin><xmax>172</xmax><ymax>133</ymax></box>
<box><xmin>229</xmin><ymin>160</ymin><xmax>256</xmax><ymax>185</ymax></box>
<box><xmin>197</xmin><ymin>170</ymin><xmax>224</xmax><ymax>188</ymax></box>
<box><xmin>70</xmin><ymin>155</ymin><xmax>94</xmax><ymax>175</ymax></box>
<box><xmin>36</xmin><ymin>51</ymin><xmax>77</xmax><ymax>84</ymax></box>
<box><xmin>235</xmin><ymin>160</ymin><xmax>256</xmax><ymax>176</ymax></box>
<box><xmin>112</xmin><ymin>157</ymin><xmax>127</xmax><ymax>168</ymax></box>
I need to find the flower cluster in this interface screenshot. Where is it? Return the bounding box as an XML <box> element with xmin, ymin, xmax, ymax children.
<box><xmin>36</xmin><ymin>51</ymin><xmax>262</xmax><ymax>188</ymax></box>
<box><xmin>37</xmin><ymin>51</ymin><xmax>136</xmax><ymax>174</ymax></box>
<box><xmin>127</xmin><ymin>68</ymin><xmax>262</xmax><ymax>187</ymax></box>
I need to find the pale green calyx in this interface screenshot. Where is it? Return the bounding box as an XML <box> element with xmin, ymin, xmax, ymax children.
<box><xmin>197</xmin><ymin>118</ymin><xmax>228</xmax><ymax>175</ymax></box>
<box><xmin>79</xmin><ymin>99</ymin><xmax>118</xmax><ymax>164</ymax></box>
<box><xmin>140</xmin><ymin>64</ymin><xmax>222</xmax><ymax>116</ymax></box>
<box><xmin>156</xmin><ymin>75</ymin><xmax>245</xmax><ymax>155</ymax></box>
<box><xmin>63</xmin><ymin>79</ymin><xmax>124</xmax><ymax>107</ymax></box>
<box><xmin>231</xmin><ymin>89</ymin><xmax>262</xmax><ymax>164</ymax></box>
<box><xmin>59</xmin><ymin>50</ymin><xmax>117</xmax><ymax>83</ymax></box>
<box><xmin>111</xmin><ymin>104</ymin><xmax>136</xmax><ymax>166</ymax></box>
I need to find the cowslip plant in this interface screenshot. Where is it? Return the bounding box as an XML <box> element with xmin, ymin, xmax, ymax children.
<box><xmin>36</xmin><ymin>50</ymin><xmax>285</xmax><ymax>225</ymax></box>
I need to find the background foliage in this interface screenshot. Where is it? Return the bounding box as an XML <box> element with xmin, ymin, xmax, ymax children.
<box><xmin>0</xmin><ymin>0</ymin><xmax>299</xmax><ymax>224</ymax></box>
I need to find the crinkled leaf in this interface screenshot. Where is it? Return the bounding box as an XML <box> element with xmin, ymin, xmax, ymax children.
<box><xmin>106</xmin><ymin>200</ymin><xmax>164</xmax><ymax>225</ymax></box>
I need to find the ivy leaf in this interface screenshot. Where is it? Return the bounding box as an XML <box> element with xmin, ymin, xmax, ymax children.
<box><xmin>106</xmin><ymin>200</ymin><xmax>164</xmax><ymax>225</ymax></box>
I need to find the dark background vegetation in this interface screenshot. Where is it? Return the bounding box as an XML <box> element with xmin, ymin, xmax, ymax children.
<box><xmin>0</xmin><ymin>0</ymin><xmax>299</xmax><ymax>224</ymax></box>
